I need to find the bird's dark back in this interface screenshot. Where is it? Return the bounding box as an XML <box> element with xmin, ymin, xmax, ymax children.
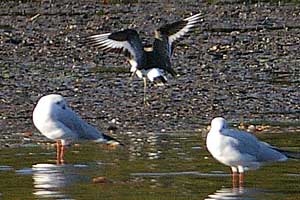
<box><xmin>142</xmin><ymin>37</ymin><xmax>171</xmax><ymax>68</ymax></box>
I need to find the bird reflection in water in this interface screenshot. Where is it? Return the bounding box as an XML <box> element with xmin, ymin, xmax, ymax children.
<box><xmin>205</xmin><ymin>187</ymin><xmax>263</xmax><ymax>200</ymax></box>
<box><xmin>32</xmin><ymin>163</ymin><xmax>88</xmax><ymax>199</ymax></box>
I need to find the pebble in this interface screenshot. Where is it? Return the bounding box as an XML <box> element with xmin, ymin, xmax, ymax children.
<box><xmin>92</xmin><ymin>176</ymin><xmax>111</xmax><ymax>184</ymax></box>
<box><xmin>22</xmin><ymin>132</ymin><xmax>33</xmax><ymax>137</ymax></box>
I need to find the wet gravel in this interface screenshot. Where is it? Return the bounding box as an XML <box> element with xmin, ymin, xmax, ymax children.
<box><xmin>1</xmin><ymin>0</ymin><xmax>300</xmax><ymax>146</ymax></box>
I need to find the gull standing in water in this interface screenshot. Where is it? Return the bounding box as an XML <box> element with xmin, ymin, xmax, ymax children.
<box><xmin>206</xmin><ymin>117</ymin><xmax>299</xmax><ymax>187</ymax></box>
<box><xmin>33</xmin><ymin>94</ymin><xmax>122</xmax><ymax>164</ymax></box>
<box><xmin>85</xmin><ymin>13</ymin><xmax>202</xmax><ymax>104</ymax></box>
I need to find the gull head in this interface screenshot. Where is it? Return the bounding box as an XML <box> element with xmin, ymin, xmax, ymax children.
<box><xmin>33</xmin><ymin>94</ymin><xmax>69</xmax><ymax>134</ymax></box>
<box><xmin>210</xmin><ymin>117</ymin><xmax>228</xmax><ymax>131</ymax></box>
<box><xmin>37</xmin><ymin>94</ymin><xmax>68</xmax><ymax>111</ymax></box>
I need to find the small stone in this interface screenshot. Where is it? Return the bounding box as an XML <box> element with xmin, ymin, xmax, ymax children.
<box><xmin>206</xmin><ymin>125</ymin><xmax>211</xmax><ymax>131</ymax></box>
<box><xmin>106</xmin><ymin>143</ymin><xmax>120</xmax><ymax>150</ymax></box>
<box><xmin>22</xmin><ymin>131</ymin><xmax>33</xmax><ymax>137</ymax></box>
<box><xmin>238</xmin><ymin>122</ymin><xmax>246</xmax><ymax>130</ymax></box>
<box><xmin>210</xmin><ymin>45</ymin><xmax>218</xmax><ymax>51</ymax></box>
<box><xmin>93</xmin><ymin>176</ymin><xmax>110</xmax><ymax>184</ymax></box>
<box><xmin>247</xmin><ymin>125</ymin><xmax>256</xmax><ymax>133</ymax></box>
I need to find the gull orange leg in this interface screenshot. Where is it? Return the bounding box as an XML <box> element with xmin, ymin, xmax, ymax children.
<box><xmin>60</xmin><ymin>144</ymin><xmax>65</xmax><ymax>164</ymax></box>
<box><xmin>237</xmin><ymin>166</ymin><xmax>245</xmax><ymax>187</ymax></box>
<box><xmin>232</xmin><ymin>172</ymin><xmax>239</xmax><ymax>188</ymax></box>
<box><xmin>56</xmin><ymin>140</ymin><xmax>62</xmax><ymax>165</ymax></box>
<box><xmin>231</xmin><ymin>167</ymin><xmax>239</xmax><ymax>188</ymax></box>
<box><xmin>239</xmin><ymin>172</ymin><xmax>244</xmax><ymax>187</ymax></box>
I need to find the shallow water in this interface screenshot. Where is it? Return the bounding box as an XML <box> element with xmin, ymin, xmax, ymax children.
<box><xmin>1</xmin><ymin>0</ymin><xmax>300</xmax><ymax>199</ymax></box>
<box><xmin>0</xmin><ymin>131</ymin><xmax>299</xmax><ymax>200</ymax></box>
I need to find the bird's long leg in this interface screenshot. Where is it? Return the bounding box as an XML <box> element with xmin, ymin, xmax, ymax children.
<box><xmin>60</xmin><ymin>145</ymin><xmax>65</xmax><ymax>164</ymax></box>
<box><xmin>231</xmin><ymin>167</ymin><xmax>238</xmax><ymax>188</ymax></box>
<box><xmin>143</xmin><ymin>77</ymin><xmax>149</xmax><ymax>106</ymax></box>
<box><xmin>238</xmin><ymin>166</ymin><xmax>244</xmax><ymax>187</ymax></box>
<box><xmin>128</xmin><ymin>70</ymin><xmax>137</xmax><ymax>85</ymax></box>
<box><xmin>239</xmin><ymin>172</ymin><xmax>244</xmax><ymax>187</ymax></box>
<box><xmin>232</xmin><ymin>172</ymin><xmax>239</xmax><ymax>188</ymax></box>
<box><xmin>56</xmin><ymin>140</ymin><xmax>62</xmax><ymax>165</ymax></box>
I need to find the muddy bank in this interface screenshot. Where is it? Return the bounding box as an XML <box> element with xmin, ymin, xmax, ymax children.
<box><xmin>1</xmin><ymin>0</ymin><xmax>300</xmax><ymax>146</ymax></box>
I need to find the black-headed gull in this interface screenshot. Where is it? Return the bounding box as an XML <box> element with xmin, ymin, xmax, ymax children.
<box><xmin>33</xmin><ymin>94</ymin><xmax>122</xmax><ymax>164</ymax></box>
<box><xmin>85</xmin><ymin>13</ymin><xmax>202</xmax><ymax>104</ymax></box>
<box><xmin>206</xmin><ymin>117</ymin><xmax>299</xmax><ymax>186</ymax></box>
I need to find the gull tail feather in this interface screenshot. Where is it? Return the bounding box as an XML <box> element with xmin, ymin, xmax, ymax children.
<box><xmin>153</xmin><ymin>76</ymin><xmax>167</xmax><ymax>86</ymax></box>
<box><xmin>272</xmin><ymin>147</ymin><xmax>300</xmax><ymax>159</ymax></box>
<box><xmin>94</xmin><ymin>134</ymin><xmax>124</xmax><ymax>146</ymax></box>
<box><xmin>165</xmin><ymin>67</ymin><xmax>178</xmax><ymax>77</ymax></box>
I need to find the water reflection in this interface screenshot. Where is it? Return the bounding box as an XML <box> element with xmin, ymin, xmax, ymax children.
<box><xmin>126</xmin><ymin>132</ymin><xmax>201</xmax><ymax>161</ymax></box>
<box><xmin>128</xmin><ymin>132</ymin><xmax>162</xmax><ymax>160</ymax></box>
<box><xmin>32</xmin><ymin>163</ymin><xmax>88</xmax><ymax>199</ymax></box>
<box><xmin>205</xmin><ymin>187</ymin><xmax>263</xmax><ymax>200</ymax></box>
<box><xmin>131</xmin><ymin>170</ymin><xmax>230</xmax><ymax>189</ymax></box>
<box><xmin>131</xmin><ymin>171</ymin><xmax>229</xmax><ymax>177</ymax></box>
<box><xmin>0</xmin><ymin>165</ymin><xmax>13</xmax><ymax>171</ymax></box>
<box><xmin>1</xmin><ymin>132</ymin><xmax>299</xmax><ymax>199</ymax></box>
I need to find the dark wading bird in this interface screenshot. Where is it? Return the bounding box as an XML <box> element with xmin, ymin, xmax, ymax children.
<box><xmin>85</xmin><ymin>13</ymin><xmax>202</xmax><ymax>105</ymax></box>
<box><xmin>206</xmin><ymin>117</ymin><xmax>300</xmax><ymax>187</ymax></box>
<box><xmin>33</xmin><ymin>94</ymin><xmax>122</xmax><ymax>164</ymax></box>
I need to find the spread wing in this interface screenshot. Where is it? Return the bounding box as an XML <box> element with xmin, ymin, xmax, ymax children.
<box><xmin>85</xmin><ymin>29</ymin><xmax>145</xmax><ymax>67</ymax></box>
<box><xmin>154</xmin><ymin>13</ymin><xmax>202</xmax><ymax>57</ymax></box>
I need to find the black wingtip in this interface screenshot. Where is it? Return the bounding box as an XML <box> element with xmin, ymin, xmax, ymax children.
<box><xmin>272</xmin><ymin>147</ymin><xmax>300</xmax><ymax>159</ymax></box>
<box><xmin>108</xmin><ymin>29</ymin><xmax>139</xmax><ymax>41</ymax></box>
<box><xmin>283</xmin><ymin>151</ymin><xmax>300</xmax><ymax>159</ymax></box>
<box><xmin>167</xmin><ymin>67</ymin><xmax>178</xmax><ymax>77</ymax></box>
<box><xmin>103</xmin><ymin>134</ymin><xmax>124</xmax><ymax>146</ymax></box>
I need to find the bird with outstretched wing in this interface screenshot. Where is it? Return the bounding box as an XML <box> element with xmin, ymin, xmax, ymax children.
<box><xmin>85</xmin><ymin>13</ymin><xmax>202</xmax><ymax>105</ymax></box>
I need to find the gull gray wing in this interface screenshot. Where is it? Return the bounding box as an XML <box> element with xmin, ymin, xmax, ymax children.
<box><xmin>221</xmin><ymin>129</ymin><xmax>261</xmax><ymax>158</ymax></box>
<box><xmin>86</xmin><ymin>29</ymin><xmax>145</xmax><ymax>67</ymax></box>
<box><xmin>222</xmin><ymin>129</ymin><xmax>287</xmax><ymax>162</ymax></box>
<box><xmin>257</xmin><ymin>142</ymin><xmax>288</xmax><ymax>162</ymax></box>
<box><xmin>56</xmin><ymin>106</ymin><xmax>103</xmax><ymax>141</ymax></box>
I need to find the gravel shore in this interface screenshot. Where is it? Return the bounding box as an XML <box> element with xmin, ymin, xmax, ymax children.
<box><xmin>1</xmin><ymin>0</ymin><xmax>300</xmax><ymax>146</ymax></box>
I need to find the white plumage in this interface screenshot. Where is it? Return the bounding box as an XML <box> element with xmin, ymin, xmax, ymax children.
<box><xmin>206</xmin><ymin>117</ymin><xmax>295</xmax><ymax>186</ymax></box>
<box><xmin>33</xmin><ymin>94</ymin><xmax>121</xmax><ymax>163</ymax></box>
<box><xmin>207</xmin><ymin>117</ymin><xmax>287</xmax><ymax>171</ymax></box>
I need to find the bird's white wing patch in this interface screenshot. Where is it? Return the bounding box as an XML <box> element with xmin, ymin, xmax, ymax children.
<box><xmin>168</xmin><ymin>13</ymin><xmax>202</xmax><ymax>44</ymax></box>
<box><xmin>88</xmin><ymin>33</ymin><xmax>137</xmax><ymax>58</ymax></box>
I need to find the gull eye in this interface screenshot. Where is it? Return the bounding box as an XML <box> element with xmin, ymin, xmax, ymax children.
<box><xmin>56</xmin><ymin>101</ymin><xmax>66</xmax><ymax>109</ymax></box>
